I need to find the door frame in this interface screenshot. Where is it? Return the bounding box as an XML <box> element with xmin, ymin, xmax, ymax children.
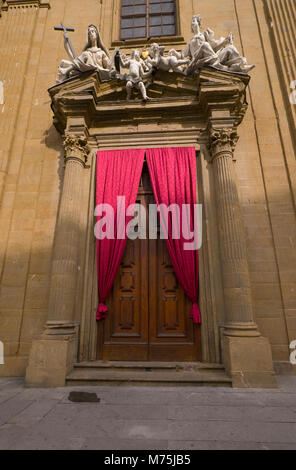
<box><xmin>96</xmin><ymin>164</ymin><xmax>202</xmax><ymax>362</ymax></box>
<box><xmin>78</xmin><ymin>141</ymin><xmax>223</xmax><ymax>365</ymax></box>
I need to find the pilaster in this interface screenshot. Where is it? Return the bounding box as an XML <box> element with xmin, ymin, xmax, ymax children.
<box><xmin>25</xmin><ymin>128</ymin><xmax>90</xmax><ymax>387</ymax></box>
<box><xmin>208</xmin><ymin>125</ymin><xmax>276</xmax><ymax>388</ymax></box>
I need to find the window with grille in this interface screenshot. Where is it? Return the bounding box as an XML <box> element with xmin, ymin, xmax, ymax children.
<box><xmin>121</xmin><ymin>0</ymin><xmax>176</xmax><ymax>40</ymax></box>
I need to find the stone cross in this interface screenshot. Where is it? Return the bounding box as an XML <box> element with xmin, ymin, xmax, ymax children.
<box><xmin>54</xmin><ymin>22</ymin><xmax>76</xmax><ymax>59</ymax></box>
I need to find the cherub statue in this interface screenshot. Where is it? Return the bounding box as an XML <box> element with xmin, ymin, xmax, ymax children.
<box><xmin>146</xmin><ymin>43</ymin><xmax>190</xmax><ymax>74</ymax></box>
<box><xmin>57</xmin><ymin>24</ymin><xmax>115</xmax><ymax>84</ymax></box>
<box><xmin>119</xmin><ymin>49</ymin><xmax>152</xmax><ymax>101</ymax></box>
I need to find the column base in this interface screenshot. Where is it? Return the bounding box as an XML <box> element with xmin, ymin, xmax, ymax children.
<box><xmin>25</xmin><ymin>322</ymin><xmax>79</xmax><ymax>388</ymax></box>
<box><xmin>223</xmin><ymin>334</ymin><xmax>277</xmax><ymax>388</ymax></box>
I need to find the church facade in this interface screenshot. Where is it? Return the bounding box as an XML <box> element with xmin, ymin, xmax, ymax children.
<box><xmin>0</xmin><ymin>0</ymin><xmax>295</xmax><ymax>388</ymax></box>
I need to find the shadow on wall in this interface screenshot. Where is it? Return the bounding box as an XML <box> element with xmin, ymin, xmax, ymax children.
<box><xmin>0</xmin><ymin>124</ymin><xmax>68</xmax><ymax>376</ymax></box>
<box><xmin>0</xmin><ymin>213</ymin><xmax>85</xmax><ymax>376</ymax></box>
<box><xmin>42</xmin><ymin>125</ymin><xmax>65</xmax><ymax>193</ymax></box>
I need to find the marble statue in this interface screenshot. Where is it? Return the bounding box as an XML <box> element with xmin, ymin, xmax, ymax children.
<box><xmin>148</xmin><ymin>15</ymin><xmax>254</xmax><ymax>76</ymax></box>
<box><xmin>180</xmin><ymin>15</ymin><xmax>255</xmax><ymax>74</ymax></box>
<box><xmin>119</xmin><ymin>49</ymin><xmax>152</xmax><ymax>101</ymax></box>
<box><xmin>204</xmin><ymin>28</ymin><xmax>255</xmax><ymax>73</ymax></box>
<box><xmin>55</xmin><ymin>15</ymin><xmax>254</xmax><ymax>89</ymax></box>
<box><xmin>146</xmin><ymin>43</ymin><xmax>190</xmax><ymax>74</ymax></box>
<box><xmin>56</xmin><ymin>24</ymin><xmax>115</xmax><ymax>84</ymax></box>
<box><xmin>179</xmin><ymin>15</ymin><xmax>221</xmax><ymax>73</ymax></box>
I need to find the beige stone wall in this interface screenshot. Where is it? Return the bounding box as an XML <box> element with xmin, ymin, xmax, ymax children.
<box><xmin>0</xmin><ymin>0</ymin><xmax>295</xmax><ymax>376</ymax></box>
<box><xmin>263</xmin><ymin>0</ymin><xmax>296</xmax><ymax>154</ymax></box>
<box><xmin>233</xmin><ymin>0</ymin><xmax>296</xmax><ymax>362</ymax></box>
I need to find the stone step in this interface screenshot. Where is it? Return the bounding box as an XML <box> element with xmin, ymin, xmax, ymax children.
<box><xmin>73</xmin><ymin>360</ymin><xmax>225</xmax><ymax>372</ymax></box>
<box><xmin>66</xmin><ymin>361</ymin><xmax>232</xmax><ymax>387</ymax></box>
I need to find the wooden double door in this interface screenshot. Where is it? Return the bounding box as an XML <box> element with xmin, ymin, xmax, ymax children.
<box><xmin>97</xmin><ymin>164</ymin><xmax>201</xmax><ymax>362</ymax></box>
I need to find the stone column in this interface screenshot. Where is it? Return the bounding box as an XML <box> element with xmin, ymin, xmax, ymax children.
<box><xmin>209</xmin><ymin>127</ymin><xmax>276</xmax><ymax>388</ymax></box>
<box><xmin>47</xmin><ymin>134</ymin><xmax>89</xmax><ymax>327</ymax></box>
<box><xmin>25</xmin><ymin>133</ymin><xmax>89</xmax><ymax>387</ymax></box>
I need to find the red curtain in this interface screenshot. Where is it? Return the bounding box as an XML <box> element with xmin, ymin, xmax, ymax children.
<box><xmin>95</xmin><ymin>149</ymin><xmax>145</xmax><ymax>320</ymax></box>
<box><xmin>146</xmin><ymin>147</ymin><xmax>201</xmax><ymax>324</ymax></box>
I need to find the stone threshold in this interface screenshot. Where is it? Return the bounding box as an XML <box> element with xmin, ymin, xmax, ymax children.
<box><xmin>66</xmin><ymin>361</ymin><xmax>232</xmax><ymax>387</ymax></box>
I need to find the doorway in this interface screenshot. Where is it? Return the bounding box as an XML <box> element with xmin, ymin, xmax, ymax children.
<box><xmin>97</xmin><ymin>163</ymin><xmax>201</xmax><ymax>361</ymax></box>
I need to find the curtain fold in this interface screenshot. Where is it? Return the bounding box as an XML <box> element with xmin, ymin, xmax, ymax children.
<box><xmin>95</xmin><ymin>149</ymin><xmax>145</xmax><ymax>320</ymax></box>
<box><xmin>146</xmin><ymin>147</ymin><xmax>201</xmax><ymax>324</ymax></box>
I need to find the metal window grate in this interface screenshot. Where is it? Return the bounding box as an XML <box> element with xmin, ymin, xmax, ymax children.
<box><xmin>121</xmin><ymin>0</ymin><xmax>176</xmax><ymax>40</ymax></box>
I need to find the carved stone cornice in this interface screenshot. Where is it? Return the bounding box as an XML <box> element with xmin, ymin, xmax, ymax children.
<box><xmin>0</xmin><ymin>0</ymin><xmax>5</xmax><ymax>15</ymax></box>
<box><xmin>63</xmin><ymin>134</ymin><xmax>90</xmax><ymax>165</ymax></box>
<box><xmin>1</xmin><ymin>0</ymin><xmax>50</xmax><ymax>10</ymax></box>
<box><xmin>48</xmin><ymin>68</ymin><xmax>250</xmax><ymax>136</ymax></box>
<box><xmin>208</xmin><ymin>128</ymin><xmax>239</xmax><ymax>160</ymax></box>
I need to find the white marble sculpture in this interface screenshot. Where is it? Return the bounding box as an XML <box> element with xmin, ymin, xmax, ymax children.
<box><xmin>56</xmin><ymin>24</ymin><xmax>115</xmax><ymax>84</ymax></box>
<box><xmin>146</xmin><ymin>43</ymin><xmax>190</xmax><ymax>74</ymax></box>
<box><xmin>203</xmin><ymin>28</ymin><xmax>255</xmax><ymax>73</ymax></box>
<box><xmin>144</xmin><ymin>15</ymin><xmax>254</xmax><ymax>76</ymax></box>
<box><xmin>119</xmin><ymin>49</ymin><xmax>152</xmax><ymax>101</ymax></box>
<box><xmin>180</xmin><ymin>15</ymin><xmax>255</xmax><ymax>74</ymax></box>
<box><xmin>55</xmin><ymin>15</ymin><xmax>254</xmax><ymax>88</ymax></box>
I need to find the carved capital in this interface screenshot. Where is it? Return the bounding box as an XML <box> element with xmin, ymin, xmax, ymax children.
<box><xmin>208</xmin><ymin>128</ymin><xmax>239</xmax><ymax>160</ymax></box>
<box><xmin>63</xmin><ymin>134</ymin><xmax>90</xmax><ymax>165</ymax></box>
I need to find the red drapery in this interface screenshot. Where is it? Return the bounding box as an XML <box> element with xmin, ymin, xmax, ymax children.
<box><xmin>96</xmin><ymin>146</ymin><xmax>201</xmax><ymax>324</ymax></box>
<box><xmin>146</xmin><ymin>147</ymin><xmax>201</xmax><ymax>324</ymax></box>
<box><xmin>95</xmin><ymin>149</ymin><xmax>145</xmax><ymax>320</ymax></box>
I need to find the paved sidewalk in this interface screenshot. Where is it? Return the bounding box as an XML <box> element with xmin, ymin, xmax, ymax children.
<box><xmin>0</xmin><ymin>376</ymin><xmax>296</xmax><ymax>450</ymax></box>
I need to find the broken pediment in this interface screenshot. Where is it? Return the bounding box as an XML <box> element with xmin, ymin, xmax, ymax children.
<box><xmin>49</xmin><ymin>67</ymin><xmax>250</xmax><ymax>134</ymax></box>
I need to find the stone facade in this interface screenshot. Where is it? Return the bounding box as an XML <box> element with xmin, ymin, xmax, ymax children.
<box><xmin>0</xmin><ymin>0</ymin><xmax>295</xmax><ymax>385</ymax></box>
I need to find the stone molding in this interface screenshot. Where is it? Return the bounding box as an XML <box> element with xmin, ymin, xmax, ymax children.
<box><xmin>49</xmin><ymin>68</ymin><xmax>250</xmax><ymax>135</ymax></box>
<box><xmin>41</xmin><ymin>321</ymin><xmax>79</xmax><ymax>340</ymax></box>
<box><xmin>1</xmin><ymin>0</ymin><xmax>50</xmax><ymax>10</ymax></box>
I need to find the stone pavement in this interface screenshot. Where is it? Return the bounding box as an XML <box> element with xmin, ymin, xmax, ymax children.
<box><xmin>0</xmin><ymin>376</ymin><xmax>296</xmax><ymax>450</ymax></box>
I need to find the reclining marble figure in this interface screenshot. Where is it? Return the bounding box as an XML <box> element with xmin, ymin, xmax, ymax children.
<box><xmin>168</xmin><ymin>15</ymin><xmax>255</xmax><ymax>74</ymax></box>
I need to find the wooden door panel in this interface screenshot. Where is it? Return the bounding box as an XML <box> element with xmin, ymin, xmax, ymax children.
<box><xmin>148</xmin><ymin>234</ymin><xmax>199</xmax><ymax>361</ymax></box>
<box><xmin>101</xmin><ymin>232</ymin><xmax>149</xmax><ymax>361</ymax></box>
<box><xmin>107</xmin><ymin>240</ymin><xmax>144</xmax><ymax>337</ymax></box>
<box><xmin>151</xmin><ymin>242</ymin><xmax>190</xmax><ymax>339</ymax></box>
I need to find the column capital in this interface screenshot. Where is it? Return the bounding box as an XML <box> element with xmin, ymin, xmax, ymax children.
<box><xmin>63</xmin><ymin>134</ymin><xmax>90</xmax><ymax>165</ymax></box>
<box><xmin>208</xmin><ymin>127</ymin><xmax>239</xmax><ymax>161</ymax></box>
